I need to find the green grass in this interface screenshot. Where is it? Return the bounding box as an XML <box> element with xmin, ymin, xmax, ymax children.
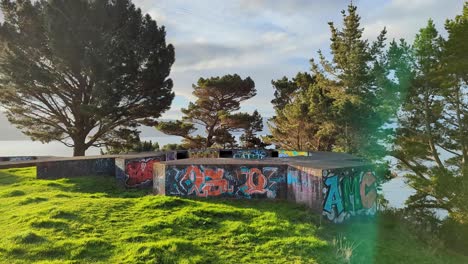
<box><xmin>0</xmin><ymin>167</ymin><xmax>466</xmax><ymax>264</ymax></box>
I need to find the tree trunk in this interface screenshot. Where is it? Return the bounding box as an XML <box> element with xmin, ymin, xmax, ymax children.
<box><xmin>73</xmin><ymin>137</ymin><xmax>87</xmax><ymax>156</ymax></box>
<box><xmin>73</xmin><ymin>144</ymin><xmax>86</xmax><ymax>156</ymax></box>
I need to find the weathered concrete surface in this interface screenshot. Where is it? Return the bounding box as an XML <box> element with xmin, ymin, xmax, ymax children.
<box><xmin>37</xmin><ymin>156</ymin><xmax>116</xmax><ymax>179</ymax></box>
<box><xmin>153</xmin><ymin>154</ymin><xmax>377</xmax><ymax>223</ymax></box>
<box><xmin>155</xmin><ymin>159</ymin><xmax>289</xmax><ymax>199</ymax></box>
<box><xmin>287</xmin><ymin>165</ymin><xmax>323</xmax><ymax>211</ymax></box>
<box><xmin>0</xmin><ymin>156</ymin><xmax>58</xmax><ymax>169</ymax></box>
<box><xmin>321</xmin><ymin>166</ymin><xmax>377</xmax><ymax>223</ymax></box>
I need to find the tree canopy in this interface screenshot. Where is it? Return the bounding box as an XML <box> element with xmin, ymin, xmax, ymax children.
<box><xmin>268</xmin><ymin>4</ymin><xmax>394</xmax><ymax>160</ymax></box>
<box><xmin>391</xmin><ymin>6</ymin><xmax>468</xmax><ymax>224</ymax></box>
<box><xmin>157</xmin><ymin>74</ymin><xmax>263</xmax><ymax>149</ymax></box>
<box><xmin>0</xmin><ymin>0</ymin><xmax>175</xmax><ymax>156</ymax></box>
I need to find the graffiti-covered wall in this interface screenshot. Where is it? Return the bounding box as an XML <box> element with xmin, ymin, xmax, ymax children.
<box><xmin>287</xmin><ymin>166</ymin><xmax>323</xmax><ymax>211</ymax></box>
<box><xmin>232</xmin><ymin>149</ymin><xmax>267</xmax><ymax>159</ymax></box>
<box><xmin>163</xmin><ymin>165</ymin><xmax>288</xmax><ymax>199</ymax></box>
<box><xmin>279</xmin><ymin>150</ymin><xmax>308</xmax><ymax>157</ymax></box>
<box><xmin>116</xmin><ymin>155</ymin><xmax>166</xmax><ymax>188</ymax></box>
<box><xmin>322</xmin><ymin>167</ymin><xmax>377</xmax><ymax>223</ymax></box>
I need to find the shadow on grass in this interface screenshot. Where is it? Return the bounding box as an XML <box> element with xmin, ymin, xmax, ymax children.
<box><xmin>0</xmin><ymin>168</ymin><xmax>35</xmax><ymax>185</ymax></box>
<box><xmin>42</xmin><ymin>176</ymin><xmax>150</xmax><ymax>198</ymax></box>
<box><xmin>70</xmin><ymin>238</ymin><xmax>115</xmax><ymax>262</ymax></box>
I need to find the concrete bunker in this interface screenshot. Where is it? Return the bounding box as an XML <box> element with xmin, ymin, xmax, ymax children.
<box><xmin>2</xmin><ymin>149</ymin><xmax>377</xmax><ymax>223</ymax></box>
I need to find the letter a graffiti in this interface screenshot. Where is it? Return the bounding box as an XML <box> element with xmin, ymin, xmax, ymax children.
<box><xmin>323</xmin><ymin>175</ymin><xmax>344</xmax><ymax>215</ymax></box>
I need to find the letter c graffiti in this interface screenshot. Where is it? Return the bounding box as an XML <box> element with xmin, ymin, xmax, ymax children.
<box><xmin>360</xmin><ymin>172</ymin><xmax>377</xmax><ymax>209</ymax></box>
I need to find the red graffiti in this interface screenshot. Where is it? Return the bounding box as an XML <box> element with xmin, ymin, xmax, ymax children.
<box><xmin>242</xmin><ymin>168</ymin><xmax>268</xmax><ymax>195</ymax></box>
<box><xmin>126</xmin><ymin>158</ymin><xmax>158</xmax><ymax>187</ymax></box>
<box><xmin>181</xmin><ymin>166</ymin><xmax>233</xmax><ymax>197</ymax></box>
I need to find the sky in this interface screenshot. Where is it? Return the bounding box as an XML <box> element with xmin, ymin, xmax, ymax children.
<box><xmin>0</xmin><ymin>0</ymin><xmax>465</xmax><ymax>140</ymax></box>
<box><xmin>131</xmin><ymin>0</ymin><xmax>465</xmax><ymax>119</ymax></box>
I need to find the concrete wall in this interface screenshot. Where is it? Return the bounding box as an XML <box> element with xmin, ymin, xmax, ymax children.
<box><xmin>321</xmin><ymin>167</ymin><xmax>377</xmax><ymax>223</ymax></box>
<box><xmin>37</xmin><ymin>158</ymin><xmax>115</xmax><ymax>179</ymax></box>
<box><xmin>287</xmin><ymin>166</ymin><xmax>324</xmax><ymax>212</ymax></box>
<box><xmin>232</xmin><ymin>149</ymin><xmax>268</xmax><ymax>159</ymax></box>
<box><xmin>154</xmin><ymin>158</ymin><xmax>377</xmax><ymax>223</ymax></box>
<box><xmin>189</xmin><ymin>149</ymin><xmax>279</xmax><ymax>159</ymax></box>
<box><xmin>188</xmin><ymin>149</ymin><xmax>220</xmax><ymax>159</ymax></box>
<box><xmin>156</xmin><ymin>163</ymin><xmax>288</xmax><ymax>199</ymax></box>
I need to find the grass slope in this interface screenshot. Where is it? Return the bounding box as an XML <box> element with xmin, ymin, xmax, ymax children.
<box><xmin>0</xmin><ymin>167</ymin><xmax>466</xmax><ymax>264</ymax></box>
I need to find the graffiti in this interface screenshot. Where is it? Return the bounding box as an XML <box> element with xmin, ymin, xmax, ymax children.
<box><xmin>125</xmin><ymin>158</ymin><xmax>160</xmax><ymax>187</ymax></box>
<box><xmin>166</xmin><ymin>151</ymin><xmax>177</xmax><ymax>161</ymax></box>
<box><xmin>94</xmin><ymin>158</ymin><xmax>114</xmax><ymax>174</ymax></box>
<box><xmin>278</xmin><ymin>150</ymin><xmax>308</xmax><ymax>158</ymax></box>
<box><xmin>166</xmin><ymin>165</ymin><xmax>287</xmax><ymax>199</ymax></box>
<box><xmin>322</xmin><ymin>169</ymin><xmax>377</xmax><ymax>223</ymax></box>
<box><xmin>178</xmin><ymin>166</ymin><xmax>233</xmax><ymax>197</ymax></box>
<box><xmin>189</xmin><ymin>149</ymin><xmax>219</xmax><ymax>159</ymax></box>
<box><xmin>233</xmin><ymin>150</ymin><xmax>267</xmax><ymax>159</ymax></box>
<box><xmin>287</xmin><ymin>166</ymin><xmax>322</xmax><ymax>209</ymax></box>
<box><xmin>360</xmin><ymin>172</ymin><xmax>377</xmax><ymax>209</ymax></box>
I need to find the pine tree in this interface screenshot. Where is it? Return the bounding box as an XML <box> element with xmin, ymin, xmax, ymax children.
<box><xmin>392</xmin><ymin>9</ymin><xmax>468</xmax><ymax>223</ymax></box>
<box><xmin>156</xmin><ymin>74</ymin><xmax>260</xmax><ymax>148</ymax></box>
<box><xmin>0</xmin><ymin>0</ymin><xmax>175</xmax><ymax>156</ymax></box>
<box><xmin>268</xmin><ymin>3</ymin><xmax>392</xmax><ymax>157</ymax></box>
<box><xmin>239</xmin><ymin>110</ymin><xmax>266</xmax><ymax>149</ymax></box>
<box><xmin>313</xmin><ymin>3</ymin><xmax>389</xmax><ymax>159</ymax></box>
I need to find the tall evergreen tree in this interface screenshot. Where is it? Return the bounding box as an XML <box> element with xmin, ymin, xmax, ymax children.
<box><xmin>392</xmin><ymin>7</ymin><xmax>468</xmax><ymax>223</ymax></box>
<box><xmin>0</xmin><ymin>0</ymin><xmax>175</xmax><ymax>156</ymax></box>
<box><xmin>312</xmin><ymin>4</ymin><xmax>390</xmax><ymax>159</ymax></box>
<box><xmin>268</xmin><ymin>4</ymin><xmax>393</xmax><ymax>158</ymax></box>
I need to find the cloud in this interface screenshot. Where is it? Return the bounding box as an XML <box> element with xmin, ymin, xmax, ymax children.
<box><xmin>361</xmin><ymin>0</ymin><xmax>463</xmax><ymax>42</ymax></box>
<box><xmin>2</xmin><ymin>0</ymin><xmax>463</xmax><ymax>123</ymax></box>
<box><xmin>174</xmin><ymin>43</ymin><xmax>247</xmax><ymax>70</ymax></box>
<box><xmin>238</xmin><ymin>0</ymin><xmax>348</xmax><ymax>15</ymax></box>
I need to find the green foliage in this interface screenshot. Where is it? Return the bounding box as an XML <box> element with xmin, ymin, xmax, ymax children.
<box><xmin>161</xmin><ymin>143</ymin><xmax>185</xmax><ymax>151</ymax></box>
<box><xmin>101</xmin><ymin>139</ymin><xmax>160</xmax><ymax>155</ymax></box>
<box><xmin>268</xmin><ymin>4</ymin><xmax>396</xmax><ymax>159</ymax></box>
<box><xmin>267</xmin><ymin>72</ymin><xmax>337</xmax><ymax>151</ymax></box>
<box><xmin>238</xmin><ymin>110</ymin><xmax>268</xmax><ymax>149</ymax></box>
<box><xmin>157</xmin><ymin>74</ymin><xmax>262</xmax><ymax>149</ymax></box>
<box><xmin>1</xmin><ymin>167</ymin><xmax>467</xmax><ymax>263</ymax></box>
<box><xmin>391</xmin><ymin>6</ymin><xmax>468</xmax><ymax>224</ymax></box>
<box><xmin>0</xmin><ymin>0</ymin><xmax>175</xmax><ymax>156</ymax></box>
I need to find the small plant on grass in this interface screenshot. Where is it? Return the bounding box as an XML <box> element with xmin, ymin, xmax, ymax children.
<box><xmin>332</xmin><ymin>234</ymin><xmax>361</xmax><ymax>263</ymax></box>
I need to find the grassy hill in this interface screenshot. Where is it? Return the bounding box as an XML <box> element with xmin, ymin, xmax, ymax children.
<box><xmin>0</xmin><ymin>167</ymin><xmax>466</xmax><ymax>264</ymax></box>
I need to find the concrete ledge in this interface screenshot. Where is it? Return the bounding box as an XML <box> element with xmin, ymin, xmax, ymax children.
<box><xmin>37</xmin><ymin>158</ymin><xmax>115</xmax><ymax>179</ymax></box>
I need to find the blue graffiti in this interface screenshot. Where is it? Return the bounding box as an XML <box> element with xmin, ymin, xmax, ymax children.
<box><xmin>233</xmin><ymin>150</ymin><xmax>267</xmax><ymax>159</ymax></box>
<box><xmin>323</xmin><ymin>175</ymin><xmax>344</xmax><ymax>215</ymax></box>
